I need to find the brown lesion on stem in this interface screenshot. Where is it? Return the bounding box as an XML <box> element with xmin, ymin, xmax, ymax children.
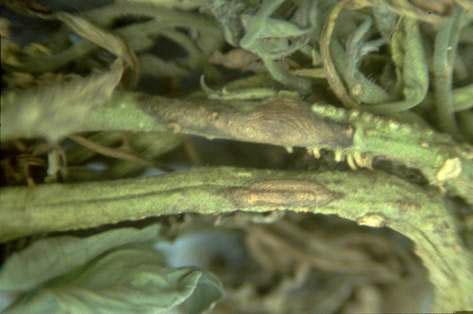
<box><xmin>227</xmin><ymin>178</ymin><xmax>341</xmax><ymax>208</ymax></box>
<box><xmin>137</xmin><ymin>94</ymin><xmax>353</xmax><ymax>148</ymax></box>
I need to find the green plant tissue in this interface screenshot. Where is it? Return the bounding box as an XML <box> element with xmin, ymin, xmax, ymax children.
<box><xmin>0</xmin><ymin>225</ymin><xmax>223</xmax><ymax>314</ymax></box>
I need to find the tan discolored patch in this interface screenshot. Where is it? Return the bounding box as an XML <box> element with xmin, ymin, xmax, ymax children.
<box><xmin>208</xmin><ymin>49</ymin><xmax>259</xmax><ymax>70</ymax></box>
<box><xmin>356</xmin><ymin>213</ymin><xmax>387</xmax><ymax>228</ymax></box>
<box><xmin>398</xmin><ymin>200</ymin><xmax>421</xmax><ymax>212</ymax></box>
<box><xmin>229</xmin><ymin>179</ymin><xmax>340</xmax><ymax>208</ymax></box>
<box><xmin>222</xmin><ymin>97</ymin><xmax>353</xmax><ymax>148</ymax></box>
<box><xmin>139</xmin><ymin>96</ymin><xmax>353</xmax><ymax>150</ymax></box>
<box><xmin>436</xmin><ymin>158</ymin><xmax>462</xmax><ymax>182</ymax></box>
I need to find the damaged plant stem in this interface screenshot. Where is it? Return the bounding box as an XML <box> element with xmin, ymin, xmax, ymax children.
<box><xmin>2</xmin><ymin>89</ymin><xmax>473</xmax><ymax>311</ymax></box>
<box><xmin>2</xmin><ymin>0</ymin><xmax>473</xmax><ymax>312</ymax></box>
<box><xmin>1</xmin><ymin>166</ymin><xmax>472</xmax><ymax>311</ymax></box>
<box><xmin>2</xmin><ymin>89</ymin><xmax>472</xmax><ymax>206</ymax></box>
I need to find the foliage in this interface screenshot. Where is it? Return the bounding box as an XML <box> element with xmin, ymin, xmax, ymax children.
<box><xmin>1</xmin><ymin>0</ymin><xmax>473</xmax><ymax>313</ymax></box>
<box><xmin>0</xmin><ymin>225</ymin><xmax>223</xmax><ymax>313</ymax></box>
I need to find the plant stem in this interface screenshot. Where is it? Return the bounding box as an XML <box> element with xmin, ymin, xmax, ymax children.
<box><xmin>2</xmin><ymin>90</ymin><xmax>472</xmax><ymax>204</ymax></box>
<box><xmin>92</xmin><ymin>92</ymin><xmax>473</xmax><ymax>205</ymax></box>
<box><xmin>0</xmin><ymin>166</ymin><xmax>471</xmax><ymax>311</ymax></box>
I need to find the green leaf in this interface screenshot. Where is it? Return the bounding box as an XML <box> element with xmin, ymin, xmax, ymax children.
<box><xmin>368</xmin><ymin>17</ymin><xmax>429</xmax><ymax>113</ymax></box>
<box><xmin>179</xmin><ymin>269</ymin><xmax>224</xmax><ymax>314</ymax></box>
<box><xmin>3</xmin><ymin>248</ymin><xmax>223</xmax><ymax>314</ymax></box>
<box><xmin>241</xmin><ymin>15</ymin><xmax>309</xmax><ymax>40</ymax></box>
<box><xmin>0</xmin><ymin>225</ymin><xmax>160</xmax><ymax>291</ymax></box>
<box><xmin>331</xmin><ymin>39</ymin><xmax>393</xmax><ymax>105</ymax></box>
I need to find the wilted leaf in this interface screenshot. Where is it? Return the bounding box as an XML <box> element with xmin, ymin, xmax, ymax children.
<box><xmin>0</xmin><ymin>224</ymin><xmax>160</xmax><ymax>291</ymax></box>
<box><xmin>0</xmin><ymin>58</ymin><xmax>124</xmax><ymax>142</ymax></box>
<box><xmin>3</xmin><ymin>248</ymin><xmax>223</xmax><ymax>314</ymax></box>
<box><xmin>55</xmin><ymin>12</ymin><xmax>137</xmax><ymax>73</ymax></box>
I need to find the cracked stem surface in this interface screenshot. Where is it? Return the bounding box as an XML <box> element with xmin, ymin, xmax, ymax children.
<box><xmin>0</xmin><ymin>166</ymin><xmax>472</xmax><ymax>311</ymax></box>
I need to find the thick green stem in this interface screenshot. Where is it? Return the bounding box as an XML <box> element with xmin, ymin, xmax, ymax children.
<box><xmin>92</xmin><ymin>92</ymin><xmax>473</xmax><ymax>206</ymax></box>
<box><xmin>79</xmin><ymin>92</ymin><xmax>353</xmax><ymax>148</ymax></box>
<box><xmin>0</xmin><ymin>166</ymin><xmax>471</xmax><ymax>311</ymax></box>
<box><xmin>310</xmin><ymin>104</ymin><xmax>473</xmax><ymax>206</ymax></box>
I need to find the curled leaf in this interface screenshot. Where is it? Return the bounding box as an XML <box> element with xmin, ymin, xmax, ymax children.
<box><xmin>0</xmin><ymin>224</ymin><xmax>160</xmax><ymax>291</ymax></box>
<box><xmin>0</xmin><ymin>225</ymin><xmax>223</xmax><ymax>314</ymax></box>
<box><xmin>3</xmin><ymin>248</ymin><xmax>223</xmax><ymax>314</ymax></box>
<box><xmin>55</xmin><ymin>12</ymin><xmax>139</xmax><ymax>84</ymax></box>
